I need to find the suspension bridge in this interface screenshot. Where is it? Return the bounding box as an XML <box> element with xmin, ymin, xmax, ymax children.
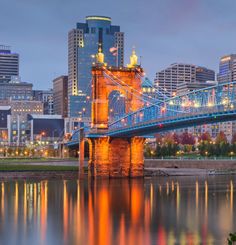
<box><xmin>67</xmin><ymin>49</ymin><xmax>236</xmax><ymax>178</ymax></box>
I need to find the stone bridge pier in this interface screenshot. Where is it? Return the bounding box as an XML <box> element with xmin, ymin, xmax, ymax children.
<box><xmin>88</xmin><ymin>137</ymin><xmax>145</xmax><ymax>178</ymax></box>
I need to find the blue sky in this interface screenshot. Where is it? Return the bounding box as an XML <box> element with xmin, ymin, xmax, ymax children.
<box><xmin>1</xmin><ymin>0</ymin><xmax>236</xmax><ymax>89</ymax></box>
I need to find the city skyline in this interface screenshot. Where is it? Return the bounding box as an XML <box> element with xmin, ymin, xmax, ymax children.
<box><xmin>1</xmin><ymin>0</ymin><xmax>236</xmax><ymax>89</ymax></box>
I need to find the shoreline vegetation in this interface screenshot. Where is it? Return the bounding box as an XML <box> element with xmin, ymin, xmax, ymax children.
<box><xmin>0</xmin><ymin>164</ymin><xmax>80</xmax><ymax>171</ymax></box>
<box><xmin>0</xmin><ymin>157</ymin><xmax>78</xmax><ymax>163</ymax></box>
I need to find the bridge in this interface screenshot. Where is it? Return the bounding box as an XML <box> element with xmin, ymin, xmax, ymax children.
<box><xmin>68</xmin><ymin>48</ymin><xmax>236</xmax><ymax>178</ymax></box>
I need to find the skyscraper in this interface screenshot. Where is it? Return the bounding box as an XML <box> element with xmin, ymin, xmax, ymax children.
<box><xmin>216</xmin><ymin>54</ymin><xmax>236</xmax><ymax>142</ymax></box>
<box><xmin>53</xmin><ymin>75</ymin><xmax>68</xmax><ymax>118</ymax></box>
<box><xmin>217</xmin><ymin>54</ymin><xmax>236</xmax><ymax>83</ymax></box>
<box><xmin>0</xmin><ymin>45</ymin><xmax>19</xmax><ymax>82</ymax></box>
<box><xmin>68</xmin><ymin>16</ymin><xmax>124</xmax><ymax>118</ymax></box>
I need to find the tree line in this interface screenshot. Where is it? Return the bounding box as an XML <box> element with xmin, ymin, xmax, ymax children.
<box><xmin>144</xmin><ymin>131</ymin><xmax>236</xmax><ymax>158</ymax></box>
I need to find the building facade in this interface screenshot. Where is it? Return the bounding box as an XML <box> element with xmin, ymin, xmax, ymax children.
<box><xmin>155</xmin><ymin>63</ymin><xmax>197</xmax><ymax>99</ymax></box>
<box><xmin>68</xmin><ymin>16</ymin><xmax>124</xmax><ymax>118</ymax></box>
<box><xmin>177</xmin><ymin>81</ymin><xmax>217</xmax><ymax>95</ymax></box>
<box><xmin>155</xmin><ymin>63</ymin><xmax>215</xmax><ymax>98</ymax></box>
<box><xmin>53</xmin><ymin>75</ymin><xmax>68</xmax><ymax>117</ymax></box>
<box><xmin>28</xmin><ymin>114</ymin><xmax>64</xmax><ymax>143</ymax></box>
<box><xmin>0</xmin><ymin>45</ymin><xmax>19</xmax><ymax>82</ymax></box>
<box><xmin>0</xmin><ymin>78</ymin><xmax>32</xmax><ymax>100</ymax></box>
<box><xmin>0</xmin><ymin>100</ymin><xmax>44</xmax><ymax>145</ymax></box>
<box><xmin>217</xmin><ymin>54</ymin><xmax>236</xmax><ymax>83</ymax></box>
<box><xmin>0</xmin><ymin>106</ymin><xmax>11</xmax><ymax>145</ymax></box>
<box><xmin>33</xmin><ymin>89</ymin><xmax>54</xmax><ymax>115</ymax></box>
<box><xmin>196</xmin><ymin>66</ymin><xmax>215</xmax><ymax>83</ymax></box>
<box><xmin>216</xmin><ymin>54</ymin><xmax>236</xmax><ymax>142</ymax></box>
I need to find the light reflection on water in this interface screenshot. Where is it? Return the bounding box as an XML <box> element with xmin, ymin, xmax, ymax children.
<box><xmin>0</xmin><ymin>176</ymin><xmax>235</xmax><ymax>245</ymax></box>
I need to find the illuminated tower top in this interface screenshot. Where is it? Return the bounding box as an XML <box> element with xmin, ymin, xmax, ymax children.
<box><xmin>127</xmin><ymin>49</ymin><xmax>138</xmax><ymax>68</ymax></box>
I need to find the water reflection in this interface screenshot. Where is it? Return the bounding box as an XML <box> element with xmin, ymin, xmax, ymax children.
<box><xmin>0</xmin><ymin>176</ymin><xmax>235</xmax><ymax>244</ymax></box>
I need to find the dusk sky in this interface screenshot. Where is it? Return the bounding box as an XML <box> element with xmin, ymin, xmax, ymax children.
<box><xmin>1</xmin><ymin>0</ymin><xmax>236</xmax><ymax>89</ymax></box>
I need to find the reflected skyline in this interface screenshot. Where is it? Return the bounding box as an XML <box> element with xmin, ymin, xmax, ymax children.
<box><xmin>0</xmin><ymin>176</ymin><xmax>235</xmax><ymax>245</ymax></box>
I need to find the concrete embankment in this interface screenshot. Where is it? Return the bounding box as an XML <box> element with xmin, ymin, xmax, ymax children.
<box><xmin>144</xmin><ymin>159</ymin><xmax>236</xmax><ymax>176</ymax></box>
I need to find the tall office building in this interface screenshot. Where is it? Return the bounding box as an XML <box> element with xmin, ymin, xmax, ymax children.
<box><xmin>53</xmin><ymin>75</ymin><xmax>68</xmax><ymax>118</ymax></box>
<box><xmin>68</xmin><ymin>16</ymin><xmax>124</xmax><ymax>118</ymax></box>
<box><xmin>155</xmin><ymin>63</ymin><xmax>215</xmax><ymax>98</ymax></box>
<box><xmin>217</xmin><ymin>54</ymin><xmax>236</xmax><ymax>83</ymax></box>
<box><xmin>216</xmin><ymin>54</ymin><xmax>236</xmax><ymax>142</ymax></box>
<box><xmin>0</xmin><ymin>45</ymin><xmax>19</xmax><ymax>82</ymax></box>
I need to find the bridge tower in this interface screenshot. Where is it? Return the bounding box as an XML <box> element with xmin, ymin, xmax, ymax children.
<box><xmin>88</xmin><ymin>48</ymin><xmax>145</xmax><ymax>178</ymax></box>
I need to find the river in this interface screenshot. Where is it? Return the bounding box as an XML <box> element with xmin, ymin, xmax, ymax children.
<box><xmin>0</xmin><ymin>175</ymin><xmax>235</xmax><ymax>244</ymax></box>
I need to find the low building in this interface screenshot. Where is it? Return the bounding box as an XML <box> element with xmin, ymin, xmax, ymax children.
<box><xmin>0</xmin><ymin>77</ymin><xmax>33</xmax><ymax>100</ymax></box>
<box><xmin>7</xmin><ymin>100</ymin><xmax>44</xmax><ymax>121</ymax></box>
<box><xmin>28</xmin><ymin>114</ymin><xmax>64</xmax><ymax>143</ymax></box>
<box><xmin>0</xmin><ymin>100</ymin><xmax>43</xmax><ymax>145</ymax></box>
<box><xmin>0</xmin><ymin>106</ymin><xmax>11</xmax><ymax>144</ymax></box>
<box><xmin>177</xmin><ymin>81</ymin><xmax>217</xmax><ymax>95</ymax></box>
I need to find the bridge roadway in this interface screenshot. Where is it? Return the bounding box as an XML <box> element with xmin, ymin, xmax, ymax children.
<box><xmin>87</xmin><ymin>108</ymin><xmax>236</xmax><ymax>138</ymax></box>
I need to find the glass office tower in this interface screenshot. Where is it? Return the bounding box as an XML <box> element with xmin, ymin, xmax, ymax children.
<box><xmin>0</xmin><ymin>45</ymin><xmax>19</xmax><ymax>83</ymax></box>
<box><xmin>68</xmin><ymin>16</ymin><xmax>124</xmax><ymax>119</ymax></box>
<box><xmin>217</xmin><ymin>54</ymin><xmax>236</xmax><ymax>83</ymax></box>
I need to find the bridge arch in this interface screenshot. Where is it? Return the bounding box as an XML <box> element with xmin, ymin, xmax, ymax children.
<box><xmin>108</xmin><ymin>90</ymin><xmax>126</xmax><ymax>122</ymax></box>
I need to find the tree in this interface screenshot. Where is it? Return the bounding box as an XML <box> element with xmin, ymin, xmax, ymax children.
<box><xmin>215</xmin><ymin>131</ymin><xmax>228</xmax><ymax>145</ymax></box>
<box><xmin>144</xmin><ymin>144</ymin><xmax>152</xmax><ymax>157</ymax></box>
<box><xmin>155</xmin><ymin>133</ymin><xmax>163</xmax><ymax>145</ymax></box>
<box><xmin>163</xmin><ymin>133</ymin><xmax>175</xmax><ymax>145</ymax></box>
<box><xmin>180</xmin><ymin>132</ymin><xmax>195</xmax><ymax>145</ymax></box>
<box><xmin>173</xmin><ymin>133</ymin><xmax>180</xmax><ymax>144</ymax></box>
<box><xmin>199</xmin><ymin>132</ymin><xmax>212</xmax><ymax>143</ymax></box>
<box><xmin>231</xmin><ymin>133</ymin><xmax>236</xmax><ymax>144</ymax></box>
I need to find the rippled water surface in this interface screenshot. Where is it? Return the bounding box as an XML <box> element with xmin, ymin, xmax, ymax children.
<box><xmin>0</xmin><ymin>176</ymin><xmax>235</xmax><ymax>245</ymax></box>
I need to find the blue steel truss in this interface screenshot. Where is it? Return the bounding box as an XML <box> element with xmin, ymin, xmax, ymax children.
<box><xmin>106</xmin><ymin>81</ymin><xmax>236</xmax><ymax>137</ymax></box>
<box><xmin>68</xmin><ymin>80</ymin><xmax>236</xmax><ymax>144</ymax></box>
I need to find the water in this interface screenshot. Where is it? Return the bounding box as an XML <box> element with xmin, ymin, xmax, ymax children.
<box><xmin>0</xmin><ymin>176</ymin><xmax>235</xmax><ymax>245</ymax></box>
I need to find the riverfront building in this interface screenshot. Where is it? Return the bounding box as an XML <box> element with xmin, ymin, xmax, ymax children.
<box><xmin>0</xmin><ymin>45</ymin><xmax>19</xmax><ymax>83</ymax></box>
<box><xmin>68</xmin><ymin>16</ymin><xmax>124</xmax><ymax>118</ymax></box>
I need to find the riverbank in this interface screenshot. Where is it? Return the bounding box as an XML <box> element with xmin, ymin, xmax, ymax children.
<box><xmin>145</xmin><ymin>158</ymin><xmax>236</xmax><ymax>169</ymax></box>
<box><xmin>144</xmin><ymin>159</ymin><xmax>236</xmax><ymax>176</ymax></box>
<box><xmin>0</xmin><ymin>158</ymin><xmax>236</xmax><ymax>179</ymax></box>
